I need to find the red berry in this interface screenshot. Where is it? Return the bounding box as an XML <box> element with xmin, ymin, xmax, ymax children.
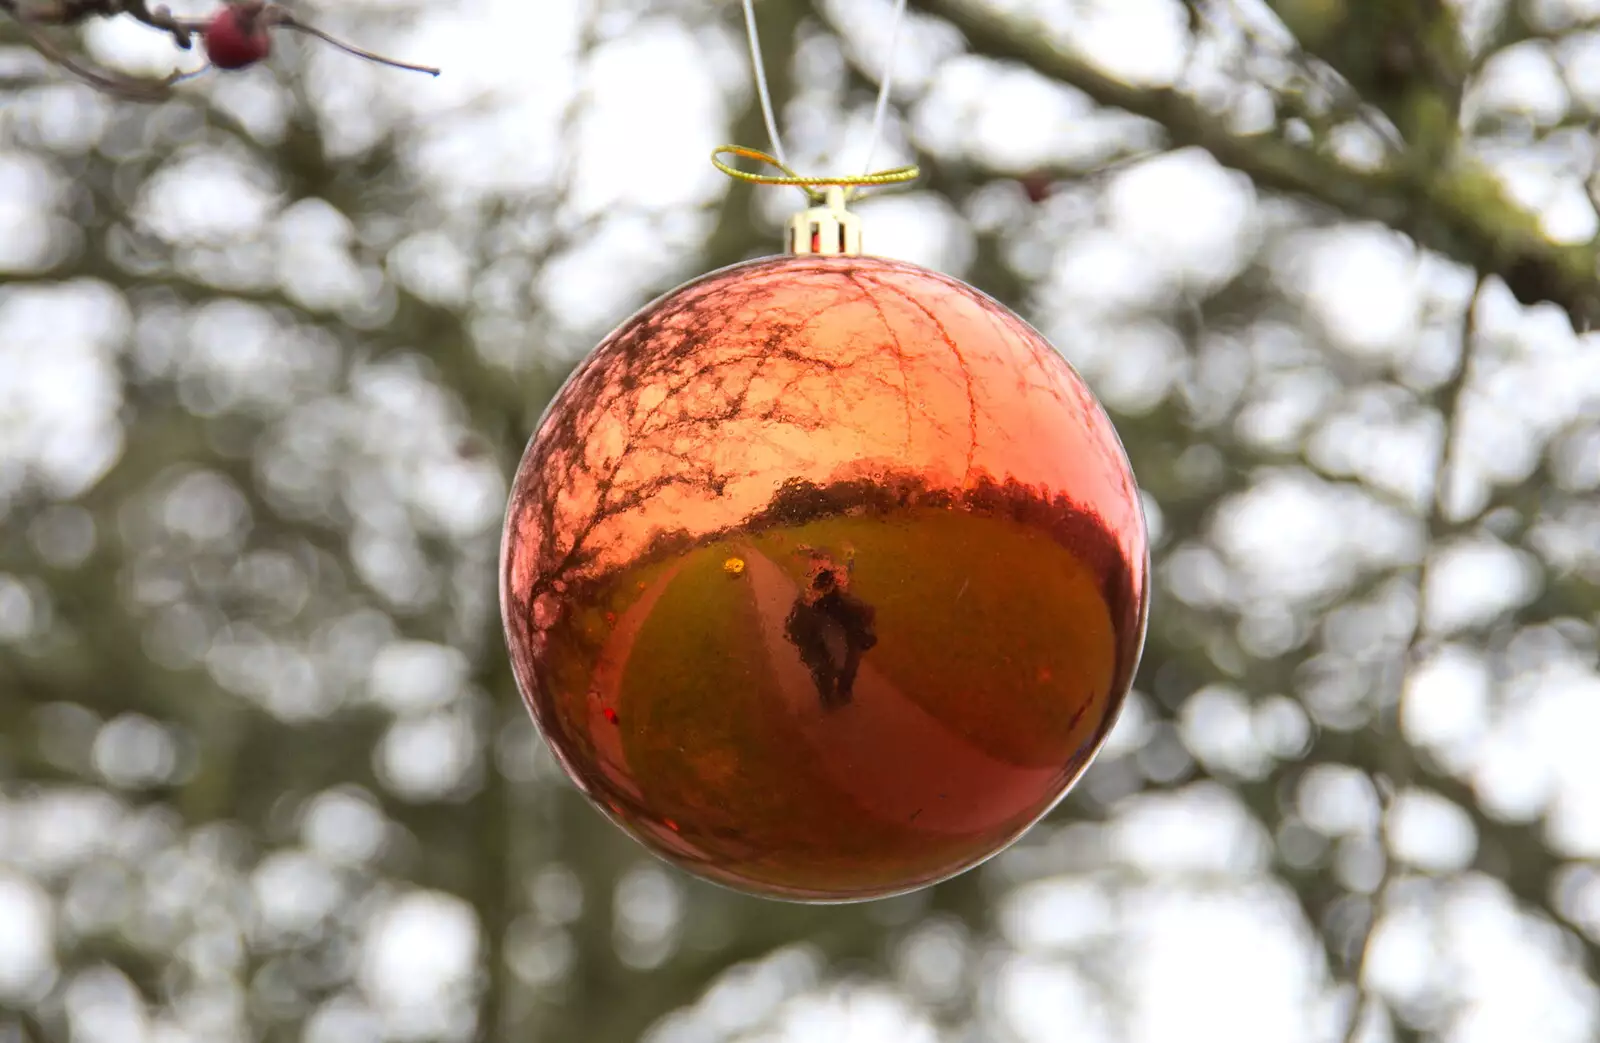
<box><xmin>1019</xmin><ymin>173</ymin><xmax>1054</xmax><ymax>204</ymax></box>
<box><xmin>203</xmin><ymin>3</ymin><xmax>272</xmax><ymax>70</ymax></box>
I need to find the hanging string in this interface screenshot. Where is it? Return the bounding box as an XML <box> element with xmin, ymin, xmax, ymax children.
<box><xmin>861</xmin><ymin>0</ymin><xmax>909</xmax><ymax>177</ymax></box>
<box><xmin>740</xmin><ymin>0</ymin><xmax>790</xmax><ymax>168</ymax></box>
<box><xmin>721</xmin><ymin>0</ymin><xmax>918</xmax><ymax>202</ymax></box>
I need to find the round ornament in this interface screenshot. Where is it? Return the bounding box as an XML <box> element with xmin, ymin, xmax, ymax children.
<box><xmin>501</xmin><ymin>184</ymin><xmax>1149</xmax><ymax>902</ymax></box>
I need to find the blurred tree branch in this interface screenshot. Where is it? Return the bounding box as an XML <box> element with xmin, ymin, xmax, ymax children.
<box><xmin>2</xmin><ymin>0</ymin><xmax>202</xmax><ymax>43</ymax></box>
<box><xmin>1335</xmin><ymin>275</ymin><xmax>1483</xmax><ymax>1043</ymax></box>
<box><xmin>909</xmin><ymin>0</ymin><xmax>1600</xmax><ymax>328</ymax></box>
<box><xmin>1267</xmin><ymin>0</ymin><xmax>1468</xmax><ymax>154</ymax></box>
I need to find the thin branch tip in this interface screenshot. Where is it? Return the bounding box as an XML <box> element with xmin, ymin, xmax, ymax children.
<box><xmin>276</xmin><ymin>16</ymin><xmax>441</xmax><ymax>77</ymax></box>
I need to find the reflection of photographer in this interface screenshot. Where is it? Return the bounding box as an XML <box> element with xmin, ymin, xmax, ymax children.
<box><xmin>784</xmin><ymin>551</ymin><xmax>877</xmax><ymax>709</ymax></box>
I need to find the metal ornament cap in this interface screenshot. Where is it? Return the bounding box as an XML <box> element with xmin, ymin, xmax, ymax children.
<box><xmin>500</xmin><ymin>253</ymin><xmax>1150</xmax><ymax>902</ymax></box>
<box><xmin>788</xmin><ymin>185</ymin><xmax>863</xmax><ymax>257</ymax></box>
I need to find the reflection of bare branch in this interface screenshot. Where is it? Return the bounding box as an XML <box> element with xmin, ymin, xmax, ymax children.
<box><xmin>507</xmin><ymin>275</ymin><xmax>857</xmax><ymax>611</ymax></box>
<box><xmin>853</xmin><ymin>270</ymin><xmax>982</xmax><ymax>482</ymax></box>
<box><xmin>504</xmin><ymin>252</ymin><xmax>1149</xmax><ymax>648</ymax></box>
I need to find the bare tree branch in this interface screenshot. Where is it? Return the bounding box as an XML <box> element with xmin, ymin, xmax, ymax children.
<box><xmin>908</xmin><ymin>0</ymin><xmax>1600</xmax><ymax>328</ymax></box>
<box><xmin>1338</xmin><ymin>273</ymin><xmax>1484</xmax><ymax>1043</ymax></box>
<box><xmin>0</xmin><ymin>0</ymin><xmax>437</xmax><ymax>100</ymax></box>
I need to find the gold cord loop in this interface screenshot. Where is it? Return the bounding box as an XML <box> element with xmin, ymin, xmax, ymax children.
<box><xmin>711</xmin><ymin>145</ymin><xmax>919</xmax><ymax>202</ymax></box>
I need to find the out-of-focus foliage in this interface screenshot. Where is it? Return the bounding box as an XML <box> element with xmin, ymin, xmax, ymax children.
<box><xmin>3</xmin><ymin>0</ymin><xmax>1600</xmax><ymax>1041</ymax></box>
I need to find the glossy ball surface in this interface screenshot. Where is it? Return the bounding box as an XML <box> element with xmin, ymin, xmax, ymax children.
<box><xmin>501</xmin><ymin>255</ymin><xmax>1148</xmax><ymax>901</ymax></box>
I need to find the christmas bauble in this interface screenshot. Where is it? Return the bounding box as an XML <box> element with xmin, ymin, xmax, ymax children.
<box><xmin>500</xmin><ymin>253</ymin><xmax>1148</xmax><ymax>901</ymax></box>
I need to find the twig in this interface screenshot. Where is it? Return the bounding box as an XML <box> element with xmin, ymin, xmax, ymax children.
<box><xmin>0</xmin><ymin>0</ymin><xmax>439</xmax><ymax>102</ymax></box>
<box><xmin>123</xmin><ymin>0</ymin><xmax>205</xmax><ymax>49</ymax></box>
<box><xmin>8</xmin><ymin>10</ymin><xmax>180</xmax><ymax>101</ymax></box>
<box><xmin>273</xmin><ymin>14</ymin><xmax>438</xmax><ymax>76</ymax></box>
<box><xmin>1337</xmin><ymin>273</ymin><xmax>1486</xmax><ymax>1043</ymax></box>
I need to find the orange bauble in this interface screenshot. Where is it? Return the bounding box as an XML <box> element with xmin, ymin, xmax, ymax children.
<box><xmin>500</xmin><ymin>252</ymin><xmax>1148</xmax><ymax>901</ymax></box>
